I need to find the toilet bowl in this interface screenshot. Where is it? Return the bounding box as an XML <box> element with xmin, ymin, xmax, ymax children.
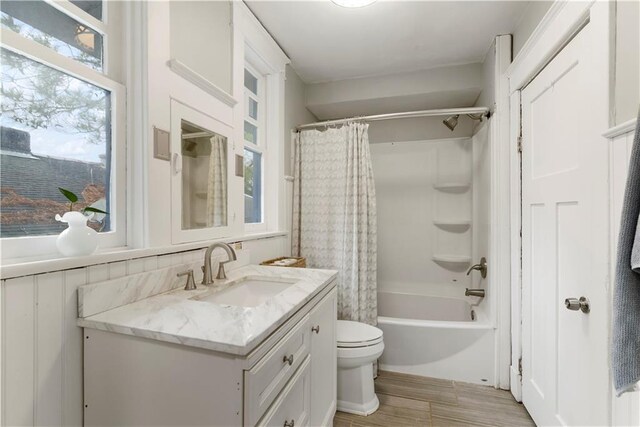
<box><xmin>336</xmin><ymin>320</ymin><xmax>384</xmax><ymax>416</ymax></box>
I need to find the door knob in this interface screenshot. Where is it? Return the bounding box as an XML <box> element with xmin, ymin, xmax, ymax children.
<box><xmin>565</xmin><ymin>296</ymin><xmax>590</xmax><ymax>313</ymax></box>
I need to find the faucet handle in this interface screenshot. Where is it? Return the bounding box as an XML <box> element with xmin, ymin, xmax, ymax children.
<box><xmin>216</xmin><ymin>260</ymin><xmax>231</xmax><ymax>280</ymax></box>
<box><xmin>466</xmin><ymin>257</ymin><xmax>487</xmax><ymax>278</ymax></box>
<box><xmin>177</xmin><ymin>269</ymin><xmax>197</xmax><ymax>291</ymax></box>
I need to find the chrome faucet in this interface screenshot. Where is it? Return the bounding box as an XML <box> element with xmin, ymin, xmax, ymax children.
<box><xmin>202</xmin><ymin>242</ymin><xmax>237</xmax><ymax>285</ymax></box>
<box><xmin>465</xmin><ymin>288</ymin><xmax>485</xmax><ymax>298</ymax></box>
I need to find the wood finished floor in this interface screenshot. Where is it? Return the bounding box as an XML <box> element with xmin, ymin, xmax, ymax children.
<box><xmin>333</xmin><ymin>371</ymin><xmax>535</xmax><ymax>427</ymax></box>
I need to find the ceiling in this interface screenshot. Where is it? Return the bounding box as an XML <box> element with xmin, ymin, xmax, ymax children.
<box><xmin>245</xmin><ymin>0</ymin><xmax>531</xmax><ymax>83</ymax></box>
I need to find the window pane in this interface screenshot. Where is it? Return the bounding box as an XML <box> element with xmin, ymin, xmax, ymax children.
<box><xmin>248</xmin><ymin>97</ymin><xmax>258</xmax><ymax>120</ymax></box>
<box><xmin>244</xmin><ymin>68</ymin><xmax>258</xmax><ymax>95</ymax></box>
<box><xmin>0</xmin><ymin>49</ymin><xmax>112</xmax><ymax>238</ymax></box>
<box><xmin>244</xmin><ymin>121</ymin><xmax>258</xmax><ymax>144</ymax></box>
<box><xmin>70</xmin><ymin>0</ymin><xmax>103</xmax><ymax>20</ymax></box>
<box><xmin>1</xmin><ymin>0</ymin><xmax>103</xmax><ymax>71</ymax></box>
<box><xmin>244</xmin><ymin>148</ymin><xmax>262</xmax><ymax>224</ymax></box>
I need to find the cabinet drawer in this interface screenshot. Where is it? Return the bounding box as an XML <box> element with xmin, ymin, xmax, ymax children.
<box><xmin>245</xmin><ymin>315</ymin><xmax>311</xmax><ymax>426</ymax></box>
<box><xmin>257</xmin><ymin>356</ymin><xmax>311</xmax><ymax>427</ymax></box>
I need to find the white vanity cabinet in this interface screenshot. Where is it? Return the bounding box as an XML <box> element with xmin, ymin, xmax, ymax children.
<box><xmin>309</xmin><ymin>287</ymin><xmax>338</xmax><ymax>426</ymax></box>
<box><xmin>83</xmin><ymin>283</ymin><xmax>337</xmax><ymax>427</ymax></box>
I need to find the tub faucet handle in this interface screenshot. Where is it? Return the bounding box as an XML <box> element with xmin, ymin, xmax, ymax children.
<box><xmin>466</xmin><ymin>257</ymin><xmax>487</xmax><ymax>279</ymax></box>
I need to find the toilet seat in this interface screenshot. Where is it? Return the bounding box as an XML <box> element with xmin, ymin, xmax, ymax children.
<box><xmin>337</xmin><ymin>320</ymin><xmax>383</xmax><ymax>348</ymax></box>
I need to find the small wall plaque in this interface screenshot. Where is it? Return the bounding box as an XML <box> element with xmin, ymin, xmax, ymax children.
<box><xmin>235</xmin><ymin>154</ymin><xmax>244</xmax><ymax>177</ymax></box>
<box><xmin>153</xmin><ymin>127</ymin><xmax>171</xmax><ymax>161</ymax></box>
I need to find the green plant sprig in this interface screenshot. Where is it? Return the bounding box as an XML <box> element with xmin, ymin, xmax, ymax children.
<box><xmin>58</xmin><ymin>187</ymin><xmax>109</xmax><ymax>216</ymax></box>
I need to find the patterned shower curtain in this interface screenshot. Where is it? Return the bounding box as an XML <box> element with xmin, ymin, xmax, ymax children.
<box><xmin>206</xmin><ymin>135</ymin><xmax>227</xmax><ymax>227</ymax></box>
<box><xmin>292</xmin><ymin>122</ymin><xmax>378</xmax><ymax>325</ymax></box>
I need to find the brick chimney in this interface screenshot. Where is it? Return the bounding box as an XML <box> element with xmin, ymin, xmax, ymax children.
<box><xmin>1</xmin><ymin>126</ymin><xmax>31</xmax><ymax>154</ymax></box>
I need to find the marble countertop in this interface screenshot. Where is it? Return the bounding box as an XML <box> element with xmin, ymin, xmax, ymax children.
<box><xmin>78</xmin><ymin>265</ymin><xmax>337</xmax><ymax>355</ymax></box>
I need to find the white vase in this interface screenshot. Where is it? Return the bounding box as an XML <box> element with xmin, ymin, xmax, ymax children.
<box><xmin>55</xmin><ymin>211</ymin><xmax>98</xmax><ymax>257</ymax></box>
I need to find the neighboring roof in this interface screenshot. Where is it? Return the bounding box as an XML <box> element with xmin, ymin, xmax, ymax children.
<box><xmin>0</xmin><ymin>127</ymin><xmax>107</xmax><ymax>238</ymax></box>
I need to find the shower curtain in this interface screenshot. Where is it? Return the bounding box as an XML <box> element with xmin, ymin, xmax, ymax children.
<box><xmin>206</xmin><ymin>135</ymin><xmax>227</xmax><ymax>227</ymax></box>
<box><xmin>292</xmin><ymin>122</ymin><xmax>378</xmax><ymax>325</ymax></box>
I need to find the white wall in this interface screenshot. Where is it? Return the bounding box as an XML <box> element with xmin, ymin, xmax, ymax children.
<box><xmin>475</xmin><ymin>40</ymin><xmax>496</xmax><ymax>109</ymax></box>
<box><xmin>284</xmin><ymin>65</ymin><xmax>317</xmax><ymax>176</ymax></box>
<box><xmin>146</xmin><ymin>1</ymin><xmax>240</xmax><ymax>247</ymax></box>
<box><xmin>471</xmin><ymin>120</ymin><xmax>491</xmax><ymax>321</ymax></box>
<box><xmin>614</xmin><ymin>0</ymin><xmax>639</xmax><ymax>124</ymax></box>
<box><xmin>512</xmin><ymin>1</ymin><xmax>553</xmax><ymax>57</ymax></box>
<box><xmin>0</xmin><ymin>4</ymin><xmax>294</xmax><ymax>425</ymax></box>
<box><xmin>305</xmin><ymin>63</ymin><xmax>483</xmax><ymax>120</ymax></box>
<box><xmin>370</xmin><ymin>138</ymin><xmax>473</xmax><ymax>299</ymax></box>
<box><xmin>368</xmin><ymin>116</ymin><xmax>475</xmax><ymax>144</ymax></box>
<box><xmin>170</xmin><ymin>0</ymin><xmax>232</xmax><ymax>94</ymax></box>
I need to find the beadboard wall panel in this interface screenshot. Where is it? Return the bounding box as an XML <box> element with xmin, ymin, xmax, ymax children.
<box><xmin>1</xmin><ymin>235</ymin><xmax>287</xmax><ymax>426</ymax></box>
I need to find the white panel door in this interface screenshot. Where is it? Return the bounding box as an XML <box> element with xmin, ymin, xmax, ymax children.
<box><xmin>520</xmin><ymin>22</ymin><xmax>609</xmax><ymax>426</ymax></box>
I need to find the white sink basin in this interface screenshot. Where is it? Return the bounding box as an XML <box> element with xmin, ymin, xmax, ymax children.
<box><xmin>193</xmin><ymin>276</ymin><xmax>299</xmax><ymax>307</ymax></box>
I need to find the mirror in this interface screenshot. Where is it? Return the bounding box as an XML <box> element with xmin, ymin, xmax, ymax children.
<box><xmin>180</xmin><ymin>119</ymin><xmax>228</xmax><ymax>230</ymax></box>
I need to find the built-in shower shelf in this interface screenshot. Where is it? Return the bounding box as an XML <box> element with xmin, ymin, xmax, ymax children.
<box><xmin>431</xmin><ymin>255</ymin><xmax>472</xmax><ymax>264</ymax></box>
<box><xmin>433</xmin><ymin>219</ymin><xmax>471</xmax><ymax>231</ymax></box>
<box><xmin>433</xmin><ymin>182</ymin><xmax>470</xmax><ymax>193</ymax></box>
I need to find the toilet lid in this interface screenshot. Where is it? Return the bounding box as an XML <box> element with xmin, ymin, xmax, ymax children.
<box><xmin>337</xmin><ymin>320</ymin><xmax>383</xmax><ymax>348</ymax></box>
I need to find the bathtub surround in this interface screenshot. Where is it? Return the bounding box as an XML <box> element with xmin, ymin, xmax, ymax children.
<box><xmin>612</xmin><ymin>112</ymin><xmax>640</xmax><ymax>396</ymax></box>
<box><xmin>292</xmin><ymin>123</ymin><xmax>378</xmax><ymax>325</ymax></box>
<box><xmin>370</xmin><ymin>138</ymin><xmax>473</xmax><ymax>298</ymax></box>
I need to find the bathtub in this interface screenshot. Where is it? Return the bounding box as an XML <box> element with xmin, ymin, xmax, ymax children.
<box><xmin>377</xmin><ymin>291</ymin><xmax>495</xmax><ymax>385</ymax></box>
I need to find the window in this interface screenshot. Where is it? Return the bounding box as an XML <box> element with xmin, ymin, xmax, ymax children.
<box><xmin>0</xmin><ymin>0</ymin><xmax>125</xmax><ymax>258</ymax></box>
<box><xmin>243</xmin><ymin>64</ymin><xmax>265</xmax><ymax>226</ymax></box>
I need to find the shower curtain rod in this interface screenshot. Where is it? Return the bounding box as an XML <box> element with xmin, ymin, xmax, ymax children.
<box><xmin>295</xmin><ymin>106</ymin><xmax>490</xmax><ymax>131</ymax></box>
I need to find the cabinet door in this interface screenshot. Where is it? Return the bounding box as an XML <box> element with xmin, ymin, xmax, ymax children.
<box><xmin>170</xmin><ymin>100</ymin><xmax>238</xmax><ymax>244</ymax></box>
<box><xmin>309</xmin><ymin>287</ymin><xmax>337</xmax><ymax>426</ymax></box>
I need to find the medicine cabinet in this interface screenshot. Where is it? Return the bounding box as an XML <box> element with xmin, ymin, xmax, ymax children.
<box><xmin>171</xmin><ymin>101</ymin><xmax>235</xmax><ymax>243</ymax></box>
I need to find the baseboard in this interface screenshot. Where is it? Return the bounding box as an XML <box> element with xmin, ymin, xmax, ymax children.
<box><xmin>321</xmin><ymin>400</ymin><xmax>337</xmax><ymax>427</ymax></box>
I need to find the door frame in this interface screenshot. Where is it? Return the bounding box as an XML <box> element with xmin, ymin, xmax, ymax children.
<box><xmin>503</xmin><ymin>0</ymin><xmax>612</xmax><ymax>408</ymax></box>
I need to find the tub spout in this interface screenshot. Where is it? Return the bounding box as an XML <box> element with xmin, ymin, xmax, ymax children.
<box><xmin>465</xmin><ymin>288</ymin><xmax>485</xmax><ymax>298</ymax></box>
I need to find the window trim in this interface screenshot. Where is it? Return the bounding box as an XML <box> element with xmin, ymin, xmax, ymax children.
<box><xmin>0</xmin><ymin>2</ymin><xmax>126</xmax><ymax>261</ymax></box>
<box><xmin>243</xmin><ymin>60</ymin><xmax>267</xmax><ymax>232</ymax></box>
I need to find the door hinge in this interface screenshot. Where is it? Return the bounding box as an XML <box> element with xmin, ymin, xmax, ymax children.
<box><xmin>517</xmin><ymin>136</ymin><xmax>523</xmax><ymax>154</ymax></box>
<box><xmin>518</xmin><ymin>357</ymin><xmax>523</xmax><ymax>376</ymax></box>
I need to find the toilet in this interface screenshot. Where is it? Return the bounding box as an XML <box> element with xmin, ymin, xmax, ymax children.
<box><xmin>336</xmin><ymin>320</ymin><xmax>385</xmax><ymax>416</ymax></box>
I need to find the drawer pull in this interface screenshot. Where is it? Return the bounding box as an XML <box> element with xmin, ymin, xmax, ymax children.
<box><xmin>283</xmin><ymin>354</ymin><xmax>294</xmax><ymax>366</ymax></box>
<box><xmin>311</xmin><ymin>325</ymin><xmax>320</xmax><ymax>334</ymax></box>
<box><xmin>284</xmin><ymin>420</ymin><xmax>295</xmax><ymax>427</ymax></box>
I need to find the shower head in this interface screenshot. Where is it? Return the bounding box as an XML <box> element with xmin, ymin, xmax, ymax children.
<box><xmin>442</xmin><ymin>112</ymin><xmax>488</xmax><ymax>131</ymax></box>
<box><xmin>183</xmin><ymin>140</ymin><xmax>197</xmax><ymax>152</ymax></box>
<box><xmin>443</xmin><ymin>115</ymin><xmax>459</xmax><ymax>131</ymax></box>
